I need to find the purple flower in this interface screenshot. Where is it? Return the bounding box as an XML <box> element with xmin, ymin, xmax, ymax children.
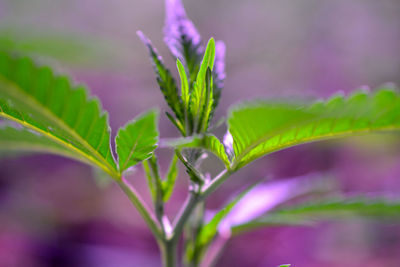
<box><xmin>164</xmin><ymin>0</ymin><xmax>226</xmax><ymax>117</ymax></box>
<box><xmin>214</xmin><ymin>40</ymin><xmax>226</xmax><ymax>89</ymax></box>
<box><xmin>164</xmin><ymin>0</ymin><xmax>203</xmax><ymax>63</ymax></box>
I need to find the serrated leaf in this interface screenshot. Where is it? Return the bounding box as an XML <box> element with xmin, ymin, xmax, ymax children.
<box><xmin>228</xmin><ymin>88</ymin><xmax>400</xmax><ymax>170</ymax></box>
<box><xmin>116</xmin><ymin>110</ymin><xmax>159</xmax><ymax>172</ymax></box>
<box><xmin>137</xmin><ymin>31</ymin><xmax>184</xmax><ymax>126</ymax></box>
<box><xmin>232</xmin><ymin>197</ymin><xmax>400</xmax><ymax>235</ymax></box>
<box><xmin>162</xmin><ymin>134</ymin><xmax>230</xmax><ymax>168</ymax></box>
<box><xmin>162</xmin><ymin>154</ymin><xmax>179</xmax><ymax>202</ymax></box>
<box><xmin>164</xmin><ymin>0</ymin><xmax>203</xmax><ymax>85</ymax></box>
<box><xmin>0</xmin><ymin>52</ymin><xmax>118</xmax><ymax>177</ymax></box>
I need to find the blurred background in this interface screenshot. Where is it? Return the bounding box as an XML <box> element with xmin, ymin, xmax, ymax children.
<box><xmin>1</xmin><ymin>0</ymin><xmax>400</xmax><ymax>266</ymax></box>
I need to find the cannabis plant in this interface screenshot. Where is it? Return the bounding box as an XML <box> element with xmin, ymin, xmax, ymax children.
<box><xmin>1</xmin><ymin>0</ymin><xmax>400</xmax><ymax>266</ymax></box>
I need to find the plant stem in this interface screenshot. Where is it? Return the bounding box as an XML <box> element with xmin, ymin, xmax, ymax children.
<box><xmin>160</xmin><ymin>239</ymin><xmax>178</xmax><ymax>267</ymax></box>
<box><xmin>118</xmin><ymin>163</ymin><xmax>233</xmax><ymax>267</ymax></box>
<box><xmin>117</xmin><ymin>177</ymin><xmax>163</xmax><ymax>240</ymax></box>
<box><xmin>200</xmin><ymin>169</ymin><xmax>234</xmax><ymax>199</ymax></box>
<box><xmin>173</xmin><ymin>192</ymin><xmax>200</xmax><ymax>239</ymax></box>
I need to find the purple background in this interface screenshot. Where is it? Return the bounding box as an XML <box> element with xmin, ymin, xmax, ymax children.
<box><xmin>1</xmin><ymin>0</ymin><xmax>400</xmax><ymax>266</ymax></box>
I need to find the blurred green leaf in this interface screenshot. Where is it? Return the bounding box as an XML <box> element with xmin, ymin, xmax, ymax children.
<box><xmin>232</xmin><ymin>196</ymin><xmax>400</xmax><ymax>235</ymax></box>
<box><xmin>142</xmin><ymin>159</ymin><xmax>156</xmax><ymax>200</ymax></box>
<box><xmin>197</xmin><ymin>184</ymin><xmax>255</xmax><ymax>247</ymax></box>
<box><xmin>162</xmin><ymin>154</ymin><xmax>179</xmax><ymax>202</ymax></box>
<box><xmin>91</xmin><ymin>166</ymin><xmax>113</xmax><ymax>189</ymax></box>
<box><xmin>0</xmin><ymin>28</ymin><xmax>126</xmax><ymax>67</ymax></box>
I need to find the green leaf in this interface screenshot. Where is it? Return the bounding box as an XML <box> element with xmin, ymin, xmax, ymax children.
<box><xmin>197</xmin><ymin>69</ymin><xmax>214</xmax><ymax>132</ymax></box>
<box><xmin>196</xmin><ymin>38</ymin><xmax>215</xmax><ymax>86</ymax></box>
<box><xmin>163</xmin><ymin>134</ymin><xmax>230</xmax><ymax>168</ymax></box>
<box><xmin>175</xmin><ymin>149</ymin><xmax>204</xmax><ymax>184</ymax></box>
<box><xmin>177</xmin><ymin>59</ymin><xmax>190</xmax><ymax>110</ymax></box>
<box><xmin>232</xmin><ymin>197</ymin><xmax>400</xmax><ymax>235</ymax></box>
<box><xmin>162</xmin><ymin>154</ymin><xmax>179</xmax><ymax>202</ymax></box>
<box><xmin>144</xmin><ymin>153</ymin><xmax>178</xmax><ymax>203</ymax></box>
<box><xmin>165</xmin><ymin>111</ymin><xmax>185</xmax><ymax>136</ymax></box>
<box><xmin>0</xmin><ymin>28</ymin><xmax>125</xmax><ymax>67</ymax></box>
<box><xmin>197</xmin><ymin>184</ymin><xmax>255</xmax><ymax>247</ymax></box>
<box><xmin>116</xmin><ymin>109</ymin><xmax>159</xmax><ymax>173</ymax></box>
<box><xmin>278</xmin><ymin>265</ymin><xmax>291</xmax><ymax>267</ymax></box>
<box><xmin>137</xmin><ymin>31</ymin><xmax>184</xmax><ymax>126</ymax></box>
<box><xmin>142</xmin><ymin>159</ymin><xmax>156</xmax><ymax>200</ymax></box>
<box><xmin>142</xmin><ymin>155</ymin><xmax>164</xmax><ymax>220</ymax></box>
<box><xmin>228</xmin><ymin>88</ymin><xmax>400</xmax><ymax>170</ymax></box>
<box><xmin>0</xmin><ymin>125</ymin><xmax>88</xmax><ymax>163</ymax></box>
<box><xmin>0</xmin><ymin>52</ymin><xmax>118</xmax><ymax>178</ymax></box>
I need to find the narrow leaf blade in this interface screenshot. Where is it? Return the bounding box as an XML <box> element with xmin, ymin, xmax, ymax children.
<box><xmin>197</xmin><ymin>185</ymin><xmax>255</xmax><ymax>247</ymax></box>
<box><xmin>177</xmin><ymin>59</ymin><xmax>190</xmax><ymax>109</ymax></box>
<box><xmin>189</xmin><ymin>39</ymin><xmax>216</xmax><ymax>133</ymax></box>
<box><xmin>232</xmin><ymin>196</ymin><xmax>400</xmax><ymax>235</ymax></box>
<box><xmin>162</xmin><ymin>154</ymin><xmax>179</xmax><ymax>202</ymax></box>
<box><xmin>142</xmin><ymin>160</ymin><xmax>156</xmax><ymax>200</ymax></box>
<box><xmin>137</xmin><ymin>31</ymin><xmax>184</xmax><ymax>124</ymax></box>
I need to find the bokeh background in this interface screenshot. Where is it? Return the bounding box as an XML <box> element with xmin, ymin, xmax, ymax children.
<box><xmin>1</xmin><ymin>0</ymin><xmax>400</xmax><ymax>266</ymax></box>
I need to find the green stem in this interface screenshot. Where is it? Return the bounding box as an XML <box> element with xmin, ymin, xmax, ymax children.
<box><xmin>173</xmin><ymin>192</ymin><xmax>200</xmax><ymax>239</ymax></box>
<box><xmin>200</xmin><ymin>169</ymin><xmax>234</xmax><ymax>199</ymax></box>
<box><xmin>160</xmin><ymin>239</ymin><xmax>178</xmax><ymax>267</ymax></box>
<box><xmin>117</xmin><ymin>177</ymin><xmax>163</xmax><ymax>240</ymax></box>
